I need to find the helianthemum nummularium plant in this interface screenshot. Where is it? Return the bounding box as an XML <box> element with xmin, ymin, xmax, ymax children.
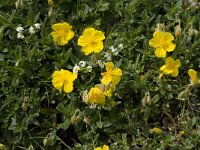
<box><xmin>78</xmin><ymin>27</ymin><xmax>105</xmax><ymax>55</ymax></box>
<box><xmin>159</xmin><ymin>57</ymin><xmax>181</xmax><ymax>77</ymax></box>
<box><xmin>87</xmin><ymin>87</ymin><xmax>106</xmax><ymax>105</ymax></box>
<box><xmin>52</xmin><ymin>69</ymin><xmax>77</xmax><ymax>93</ymax></box>
<box><xmin>51</xmin><ymin>22</ymin><xmax>74</xmax><ymax>46</ymax></box>
<box><xmin>188</xmin><ymin>69</ymin><xmax>199</xmax><ymax>85</ymax></box>
<box><xmin>149</xmin><ymin>31</ymin><xmax>176</xmax><ymax>58</ymax></box>
<box><xmin>101</xmin><ymin>62</ymin><xmax>122</xmax><ymax>86</ymax></box>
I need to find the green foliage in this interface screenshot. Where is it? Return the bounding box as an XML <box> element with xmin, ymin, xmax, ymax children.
<box><xmin>0</xmin><ymin>0</ymin><xmax>200</xmax><ymax>149</ymax></box>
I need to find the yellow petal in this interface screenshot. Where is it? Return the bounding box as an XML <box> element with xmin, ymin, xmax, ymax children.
<box><xmin>174</xmin><ymin>59</ymin><xmax>181</xmax><ymax>68</ymax></box>
<box><xmin>52</xmin><ymin>78</ymin><xmax>63</xmax><ymax>89</ymax></box>
<box><xmin>188</xmin><ymin>69</ymin><xmax>197</xmax><ymax>82</ymax></box>
<box><xmin>81</xmin><ymin>45</ymin><xmax>94</xmax><ymax>55</ymax></box>
<box><xmin>149</xmin><ymin>38</ymin><xmax>160</xmax><ymax>48</ymax></box>
<box><xmin>102</xmin><ymin>145</ymin><xmax>109</xmax><ymax>150</ymax></box>
<box><xmin>101</xmin><ymin>74</ymin><xmax>112</xmax><ymax>85</ymax></box>
<box><xmin>165</xmin><ymin>57</ymin><xmax>174</xmax><ymax>64</ymax></box>
<box><xmin>88</xmin><ymin>87</ymin><xmax>105</xmax><ymax>105</ymax></box>
<box><xmin>111</xmin><ymin>68</ymin><xmax>122</xmax><ymax>76</ymax></box>
<box><xmin>153</xmin><ymin>31</ymin><xmax>164</xmax><ymax>39</ymax></box>
<box><xmin>51</xmin><ymin>31</ymin><xmax>60</xmax><ymax>44</ymax></box>
<box><xmin>159</xmin><ymin>65</ymin><xmax>173</xmax><ymax>74</ymax></box>
<box><xmin>52</xmin><ymin>23</ymin><xmax>63</xmax><ymax>31</ymax></box>
<box><xmin>60</xmin><ymin>34</ymin><xmax>69</xmax><ymax>45</ymax></box>
<box><xmin>164</xmin><ymin>42</ymin><xmax>176</xmax><ymax>52</ymax></box>
<box><xmin>171</xmin><ymin>69</ymin><xmax>179</xmax><ymax>77</ymax></box>
<box><xmin>111</xmin><ymin>76</ymin><xmax>121</xmax><ymax>85</ymax></box>
<box><xmin>155</xmin><ymin>47</ymin><xmax>166</xmax><ymax>57</ymax></box>
<box><xmin>67</xmin><ymin>30</ymin><xmax>75</xmax><ymax>41</ymax></box>
<box><xmin>64</xmin><ymin>82</ymin><xmax>73</xmax><ymax>93</ymax></box>
<box><xmin>94</xmin><ymin>30</ymin><xmax>105</xmax><ymax>41</ymax></box>
<box><xmin>52</xmin><ymin>71</ymin><xmax>65</xmax><ymax>89</ymax></box>
<box><xmin>83</xmin><ymin>27</ymin><xmax>95</xmax><ymax>36</ymax></box>
<box><xmin>68</xmin><ymin>73</ymin><xmax>78</xmax><ymax>82</ymax></box>
<box><xmin>164</xmin><ymin>32</ymin><xmax>174</xmax><ymax>42</ymax></box>
<box><xmin>52</xmin><ymin>70</ymin><xmax>60</xmax><ymax>78</ymax></box>
<box><xmin>159</xmin><ymin>65</ymin><xmax>166</xmax><ymax>72</ymax></box>
<box><xmin>62</xmin><ymin>22</ymin><xmax>72</xmax><ymax>30</ymax></box>
<box><xmin>78</xmin><ymin>35</ymin><xmax>88</xmax><ymax>46</ymax></box>
<box><xmin>105</xmin><ymin>62</ymin><xmax>114</xmax><ymax>71</ymax></box>
<box><xmin>93</xmin><ymin>41</ymin><xmax>104</xmax><ymax>53</ymax></box>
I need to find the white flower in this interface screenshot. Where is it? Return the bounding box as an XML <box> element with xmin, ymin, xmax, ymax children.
<box><xmin>79</xmin><ymin>61</ymin><xmax>86</xmax><ymax>68</ymax></box>
<box><xmin>73</xmin><ymin>65</ymin><xmax>80</xmax><ymax>74</ymax></box>
<box><xmin>96</xmin><ymin>60</ymin><xmax>105</xmax><ymax>68</ymax></box>
<box><xmin>17</xmin><ymin>32</ymin><xmax>24</xmax><ymax>39</ymax></box>
<box><xmin>29</xmin><ymin>26</ymin><xmax>35</xmax><ymax>34</ymax></box>
<box><xmin>118</xmin><ymin>43</ymin><xmax>123</xmax><ymax>49</ymax></box>
<box><xmin>87</xmin><ymin>66</ymin><xmax>92</xmax><ymax>72</ymax></box>
<box><xmin>34</xmin><ymin>23</ymin><xmax>41</xmax><ymax>29</ymax></box>
<box><xmin>16</xmin><ymin>26</ymin><xmax>24</xmax><ymax>32</ymax></box>
<box><xmin>89</xmin><ymin>104</ymin><xmax>97</xmax><ymax>109</ymax></box>
<box><xmin>113</xmin><ymin>51</ymin><xmax>119</xmax><ymax>56</ymax></box>
<box><xmin>109</xmin><ymin>46</ymin><xmax>117</xmax><ymax>52</ymax></box>
<box><xmin>104</xmin><ymin>52</ymin><xmax>111</xmax><ymax>61</ymax></box>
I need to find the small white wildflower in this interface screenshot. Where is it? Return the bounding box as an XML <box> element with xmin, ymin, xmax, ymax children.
<box><xmin>29</xmin><ymin>26</ymin><xmax>35</xmax><ymax>34</ymax></box>
<box><xmin>113</xmin><ymin>51</ymin><xmax>119</xmax><ymax>56</ymax></box>
<box><xmin>109</xmin><ymin>46</ymin><xmax>117</xmax><ymax>52</ymax></box>
<box><xmin>73</xmin><ymin>65</ymin><xmax>80</xmax><ymax>73</ymax></box>
<box><xmin>96</xmin><ymin>60</ymin><xmax>105</xmax><ymax>68</ymax></box>
<box><xmin>34</xmin><ymin>23</ymin><xmax>41</xmax><ymax>29</ymax></box>
<box><xmin>89</xmin><ymin>104</ymin><xmax>97</xmax><ymax>109</ymax></box>
<box><xmin>79</xmin><ymin>61</ymin><xmax>86</xmax><ymax>68</ymax></box>
<box><xmin>104</xmin><ymin>52</ymin><xmax>111</xmax><ymax>61</ymax></box>
<box><xmin>17</xmin><ymin>32</ymin><xmax>24</xmax><ymax>39</ymax></box>
<box><xmin>118</xmin><ymin>43</ymin><xmax>123</xmax><ymax>49</ymax></box>
<box><xmin>16</xmin><ymin>26</ymin><xmax>24</xmax><ymax>32</ymax></box>
<box><xmin>87</xmin><ymin>66</ymin><xmax>92</xmax><ymax>72</ymax></box>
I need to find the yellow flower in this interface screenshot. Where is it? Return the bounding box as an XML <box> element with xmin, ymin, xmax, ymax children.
<box><xmin>52</xmin><ymin>69</ymin><xmax>77</xmax><ymax>93</ymax></box>
<box><xmin>149</xmin><ymin>31</ymin><xmax>176</xmax><ymax>58</ymax></box>
<box><xmin>95</xmin><ymin>84</ymin><xmax>115</xmax><ymax>97</ymax></box>
<box><xmin>179</xmin><ymin>130</ymin><xmax>185</xmax><ymax>135</ymax></box>
<box><xmin>94</xmin><ymin>145</ymin><xmax>109</xmax><ymax>150</ymax></box>
<box><xmin>188</xmin><ymin>69</ymin><xmax>198</xmax><ymax>85</ymax></box>
<box><xmin>101</xmin><ymin>62</ymin><xmax>122</xmax><ymax>85</ymax></box>
<box><xmin>51</xmin><ymin>22</ymin><xmax>74</xmax><ymax>46</ymax></box>
<box><xmin>87</xmin><ymin>87</ymin><xmax>105</xmax><ymax>105</ymax></box>
<box><xmin>160</xmin><ymin>57</ymin><xmax>181</xmax><ymax>77</ymax></box>
<box><xmin>78</xmin><ymin>27</ymin><xmax>105</xmax><ymax>55</ymax></box>
<box><xmin>151</xmin><ymin>127</ymin><xmax>162</xmax><ymax>134</ymax></box>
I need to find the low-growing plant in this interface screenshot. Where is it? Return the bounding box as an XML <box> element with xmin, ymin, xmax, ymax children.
<box><xmin>0</xmin><ymin>0</ymin><xmax>200</xmax><ymax>150</ymax></box>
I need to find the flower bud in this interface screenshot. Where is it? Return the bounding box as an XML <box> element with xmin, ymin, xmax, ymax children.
<box><xmin>22</xmin><ymin>101</ymin><xmax>28</xmax><ymax>111</ymax></box>
<box><xmin>27</xmin><ymin>145</ymin><xmax>34</xmax><ymax>150</ymax></box>
<box><xmin>0</xmin><ymin>144</ymin><xmax>6</xmax><ymax>150</ymax></box>
<box><xmin>146</xmin><ymin>92</ymin><xmax>151</xmax><ymax>105</ymax></box>
<box><xmin>48</xmin><ymin>7</ymin><xmax>53</xmax><ymax>17</ymax></box>
<box><xmin>175</xmin><ymin>25</ymin><xmax>182</xmax><ymax>36</ymax></box>
<box><xmin>189</xmin><ymin>26</ymin><xmax>195</xmax><ymax>36</ymax></box>
<box><xmin>15</xmin><ymin>0</ymin><xmax>24</xmax><ymax>9</ymax></box>
<box><xmin>83</xmin><ymin>116</ymin><xmax>90</xmax><ymax>125</ymax></box>
<box><xmin>150</xmin><ymin>127</ymin><xmax>162</xmax><ymax>134</ymax></box>
<box><xmin>155</xmin><ymin>23</ymin><xmax>165</xmax><ymax>32</ymax></box>
<box><xmin>43</xmin><ymin>138</ymin><xmax>48</xmax><ymax>147</ymax></box>
<box><xmin>141</xmin><ymin>92</ymin><xmax>151</xmax><ymax>107</ymax></box>
<box><xmin>48</xmin><ymin>0</ymin><xmax>53</xmax><ymax>5</ymax></box>
<box><xmin>71</xmin><ymin>115</ymin><xmax>81</xmax><ymax>125</ymax></box>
